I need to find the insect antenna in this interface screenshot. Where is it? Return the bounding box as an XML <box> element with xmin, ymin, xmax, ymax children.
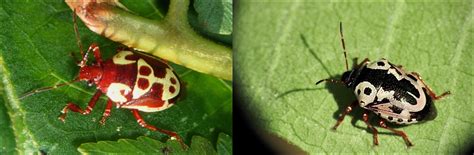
<box><xmin>19</xmin><ymin>78</ymin><xmax>81</xmax><ymax>100</ymax></box>
<box><xmin>339</xmin><ymin>22</ymin><xmax>349</xmax><ymax>71</ymax></box>
<box><xmin>72</xmin><ymin>8</ymin><xmax>86</xmax><ymax>67</ymax></box>
<box><xmin>314</xmin><ymin>22</ymin><xmax>349</xmax><ymax>86</ymax></box>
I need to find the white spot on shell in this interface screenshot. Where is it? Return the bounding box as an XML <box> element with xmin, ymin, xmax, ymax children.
<box><xmin>366</xmin><ymin>59</ymin><xmax>390</xmax><ymax>70</ymax></box>
<box><xmin>113</xmin><ymin>51</ymin><xmax>135</xmax><ymax>65</ymax></box>
<box><xmin>132</xmin><ymin>59</ymin><xmax>152</xmax><ymax>99</ymax></box>
<box><xmin>209</xmin><ymin>128</ymin><xmax>215</xmax><ymax>132</ymax></box>
<box><xmin>180</xmin><ymin>117</ymin><xmax>188</xmax><ymax>122</ymax></box>
<box><xmin>355</xmin><ymin>82</ymin><xmax>377</xmax><ymax>107</ymax></box>
<box><xmin>376</xmin><ymin>87</ymin><xmax>395</xmax><ymax>102</ymax></box>
<box><xmin>106</xmin><ymin>83</ymin><xmax>132</xmax><ymax>103</ymax></box>
<box><xmin>131</xmin><ymin>59</ymin><xmax>180</xmax><ymax>101</ymax></box>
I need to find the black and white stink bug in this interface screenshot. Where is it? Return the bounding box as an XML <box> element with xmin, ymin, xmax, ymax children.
<box><xmin>315</xmin><ymin>22</ymin><xmax>451</xmax><ymax>147</ymax></box>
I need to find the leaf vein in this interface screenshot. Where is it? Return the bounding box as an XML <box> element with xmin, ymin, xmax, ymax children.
<box><xmin>4</xmin><ymin>8</ymin><xmax>52</xmax><ymax>71</ymax></box>
<box><xmin>382</xmin><ymin>1</ymin><xmax>406</xmax><ymax>57</ymax></box>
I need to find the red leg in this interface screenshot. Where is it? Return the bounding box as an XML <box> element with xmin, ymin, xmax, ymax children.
<box><xmin>362</xmin><ymin>111</ymin><xmax>379</xmax><ymax>145</ymax></box>
<box><xmin>99</xmin><ymin>99</ymin><xmax>114</xmax><ymax>125</ymax></box>
<box><xmin>89</xmin><ymin>43</ymin><xmax>103</xmax><ymax>66</ymax></box>
<box><xmin>411</xmin><ymin>72</ymin><xmax>451</xmax><ymax>100</ymax></box>
<box><xmin>79</xmin><ymin>43</ymin><xmax>103</xmax><ymax>67</ymax></box>
<box><xmin>379</xmin><ymin>120</ymin><xmax>413</xmax><ymax>147</ymax></box>
<box><xmin>332</xmin><ymin>100</ymin><xmax>358</xmax><ymax>130</ymax></box>
<box><xmin>59</xmin><ymin>91</ymin><xmax>103</xmax><ymax>122</ymax></box>
<box><xmin>131</xmin><ymin>109</ymin><xmax>188</xmax><ymax>149</ymax></box>
<box><xmin>357</xmin><ymin>58</ymin><xmax>370</xmax><ymax>68</ymax></box>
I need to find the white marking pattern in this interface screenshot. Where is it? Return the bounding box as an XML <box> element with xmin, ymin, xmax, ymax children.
<box><xmin>132</xmin><ymin>59</ymin><xmax>180</xmax><ymax>100</ymax></box>
<box><xmin>355</xmin><ymin>81</ymin><xmax>376</xmax><ymax>107</ymax></box>
<box><xmin>106</xmin><ymin>83</ymin><xmax>132</xmax><ymax>103</ymax></box>
<box><xmin>366</xmin><ymin>59</ymin><xmax>390</xmax><ymax>70</ymax></box>
<box><xmin>113</xmin><ymin>51</ymin><xmax>135</xmax><ymax>65</ymax></box>
<box><xmin>364</xmin><ymin>59</ymin><xmax>427</xmax><ymax>112</ymax></box>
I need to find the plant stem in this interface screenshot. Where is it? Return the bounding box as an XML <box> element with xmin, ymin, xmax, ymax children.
<box><xmin>65</xmin><ymin>0</ymin><xmax>233</xmax><ymax>80</ymax></box>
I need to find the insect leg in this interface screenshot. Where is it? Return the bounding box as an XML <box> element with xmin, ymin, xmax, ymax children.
<box><xmin>79</xmin><ymin>43</ymin><xmax>103</xmax><ymax>67</ymax></box>
<box><xmin>362</xmin><ymin>111</ymin><xmax>379</xmax><ymax>145</ymax></box>
<box><xmin>131</xmin><ymin>109</ymin><xmax>188</xmax><ymax>149</ymax></box>
<box><xmin>332</xmin><ymin>100</ymin><xmax>358</xmax><ymax>130</ymax></box>
<box><xmin>356</xmin><ymin>58</ymin><xmax>370</xmax><ymax>68</ymax></box>
<box><xmin>315</xmin><ymin>79</ymin><xmax>344</xmax><ymax>85</ymax></box>
<box><xmin>58</xmin><ymin>90</ymin><xmax>103</xmax><ymax>122</ymax></box>
<box><xmin>411</xmin><ymin>72</ymin><xmax>451</xmax><ymax>100</ymax></box>
<box><xmin>89</xmin><ymin>43</ymin><xmax>103</xmax><ymax>66</ymax></box>
<box><xmin>99</xmin><ymin>99</ymin><xmax>114</xmax><ymax>125</ymax></box>
<box><xmin>379</xmin><ymin>120</ymin><xmax>413</xmax><ymax>147</ymax></box>
<box><xmin>73</xmin><ymin>9</ymin><xmax>103</xmax><ymax>67</ymax></box>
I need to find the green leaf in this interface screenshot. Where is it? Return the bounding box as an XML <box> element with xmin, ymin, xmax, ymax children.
<box><xmin>0</xmin><ymin>1</ymin><xmax>231</xmax><ymax>154</ymax></box>
<box><xmin>236</xmin><ymin>1</ymin><xmax>472</xmax><ymax>154</ymax></box>
<box><xmin>120</xmin><ymin>0</ymin><xmax>167</xmax><ymax>20</ymax></box>
<box><xmin>78</xmin><ymin>134</ymin><xmax>232</xmax><ymax>154</ymax></box>
<box><xmin>194</xmin><ymin>0</ymin><xmax>233</xmax><ymax>35</ymax></box>
<box><xmin>189</xmin><ymin>0</ymin><xmax>233</xmax><ymax>45</ymax></box>
<box><xmin>216</xmin><ymin>133</ymin><xmax>232</xmax><ymax>155</ymax></box>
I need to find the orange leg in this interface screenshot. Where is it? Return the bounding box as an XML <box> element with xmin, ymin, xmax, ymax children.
<box><xmin>332</xmin><ymin>100</ymin><xmax>358</xmax><ymax>130</ymax></box>
<box><xmin>131</xmin><ymin>109</ymin><xmax>188</xmax><ymax>149</ymax></box>
<box><xmin>362</xmin><ymin>111</ymin><xmax>379</xmax><ymax>145</ymax></box>
<box><xmin>59</xmin><ymin>91</ymin><xmax>103</xmax><ymax>122</ymax></box>
<box><xmin>379</xmin><ymin>120</ymin><xmax>413</xmax><ymax>147</ymax></box>
<box><xmin>411</xmin><ymin>72</ymin><xmax>451</xmax><ymax>100</ymax></box>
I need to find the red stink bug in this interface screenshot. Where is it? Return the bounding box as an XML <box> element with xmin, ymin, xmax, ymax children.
<box><xmin>21</xmin><ymin>10</ymin><xmax>186</xmax><ymax>148</ymax></box>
